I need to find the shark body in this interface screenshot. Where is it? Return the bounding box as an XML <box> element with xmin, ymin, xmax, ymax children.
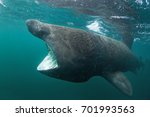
<box><xmin>26</xmin><ymin>19</ymin><xmax>141</xmax><ymax>96</ymax></box>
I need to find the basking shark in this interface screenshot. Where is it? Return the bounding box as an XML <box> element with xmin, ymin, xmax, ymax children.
<box><xmin>26</xmin><ymin>19</ymin><xmax>141</xmax><ymax>96</ymax></box>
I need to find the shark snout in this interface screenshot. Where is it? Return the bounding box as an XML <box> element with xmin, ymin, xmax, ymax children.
<box><xmin>26</xmin><ymin>19</ymin><xmax>40</xmax><ymax>29</ymax></box>
<box><xmin>26</xmin><ymin>19</ymin><xmax>50</xmax><ymax>40</ymax></box>
<box><xmin>26</xmin><ymin>19</ymin><xmax>41</xmax><ymax>35</ymax></box>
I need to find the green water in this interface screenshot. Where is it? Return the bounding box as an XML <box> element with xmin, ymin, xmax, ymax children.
<box><xmin>0</xmin><ymin>0</ymin><xmax>150</xmax><ymax>100</ymax></box>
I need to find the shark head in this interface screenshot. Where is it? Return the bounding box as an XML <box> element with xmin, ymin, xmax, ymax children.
<box><xmin>26</xmin><ymin>19</ymin><xmax>87</xmax><ymax>80</ymax></box>
<box><xmin>26</xmin><ymin>19</ymin><xmax>60</xmax><ymax>72</ymax></box>
<box><xmin>26</xmin><ymin>19</ymin><xmax>94</xmax><ymax>82</ymax></box>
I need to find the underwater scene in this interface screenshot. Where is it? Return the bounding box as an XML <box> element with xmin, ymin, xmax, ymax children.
<box><xmin>0</xmin><ymin>0</ymin><xmax>150</xmax><ymax>100</ymax></box>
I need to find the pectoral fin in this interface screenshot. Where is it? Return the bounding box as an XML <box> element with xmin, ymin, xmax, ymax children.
<box><xmin>104</xmin><ymin>72</ymin><xmax>132</xmax><ymax>96</ymax></box>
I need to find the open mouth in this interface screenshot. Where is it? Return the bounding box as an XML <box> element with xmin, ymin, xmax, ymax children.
<box><xmin>37</xmin><ymin>47</ymin><xmax>58</xmax><ymax>71</ymax></box>
<box><xmin>25</xmin><ymin>19</ymin><xmax>59</xmax><ymax>71</ymax></box>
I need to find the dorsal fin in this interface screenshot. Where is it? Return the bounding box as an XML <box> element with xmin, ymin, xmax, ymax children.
<box><xmin>120</xmin><ymin>27</ymin><xmax>134</xmax><ymax>49</ymax></box>
<box><xmin>110</xmin><ymin>15</ymin><xmax>134</xmax><ymax>49</ymax></box>
<box><xmin>122</xmin><ymin>36</ymin><xmax>133</xmax><ymax>49</ymax></box>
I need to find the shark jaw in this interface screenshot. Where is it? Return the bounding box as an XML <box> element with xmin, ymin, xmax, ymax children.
<box><xmin>37</xmin><ymin>48</ymin><xmax>58</xmax><ymax>71</ymax></box>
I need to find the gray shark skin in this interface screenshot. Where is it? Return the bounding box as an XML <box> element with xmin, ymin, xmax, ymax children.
<box><xmin>26</xmin><ymin>19</ymin><xmax>141</xmax><ymax>96</ymax></box>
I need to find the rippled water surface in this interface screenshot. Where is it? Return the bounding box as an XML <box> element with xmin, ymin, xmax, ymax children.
<box><xmin>0</xmin><ymin>0</ymin><xmax>150</xmax><ymax>99</ymax></box>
